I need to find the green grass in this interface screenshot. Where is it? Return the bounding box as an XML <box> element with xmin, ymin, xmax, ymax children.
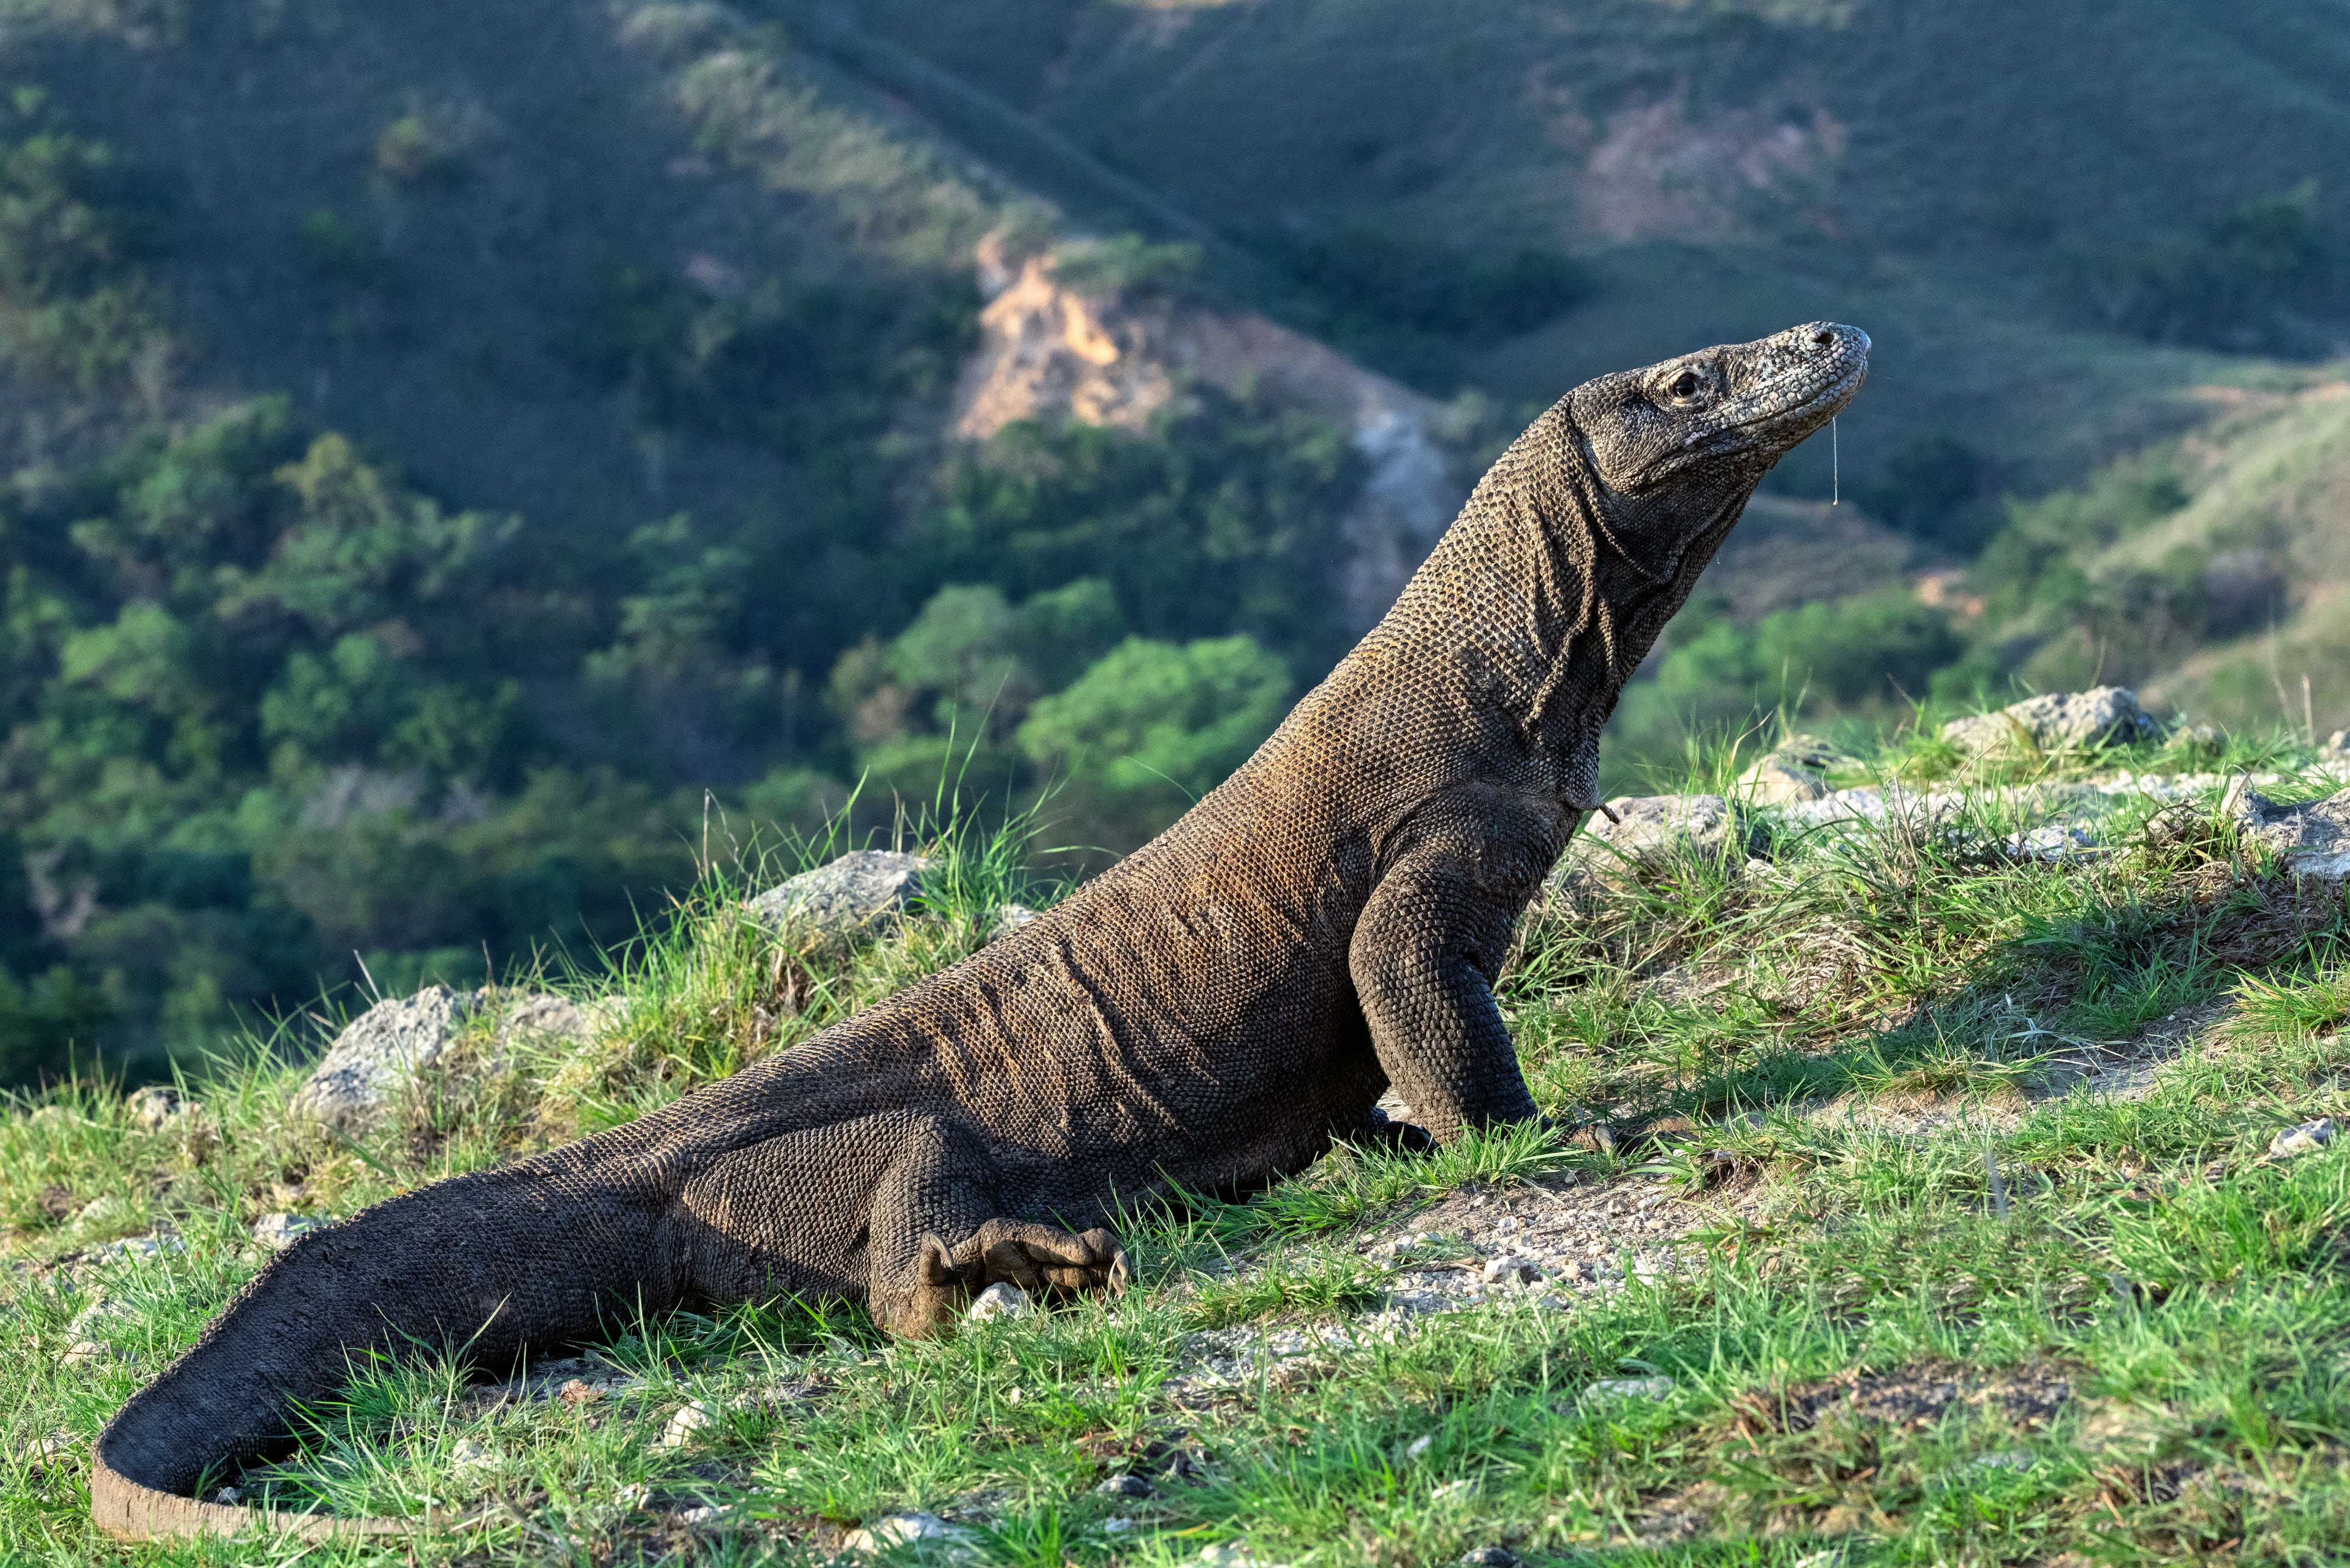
<box><xmin>7</xmin><ymin>727</ymin><xmax>2350</xmax><ymax>1563</ymax></box>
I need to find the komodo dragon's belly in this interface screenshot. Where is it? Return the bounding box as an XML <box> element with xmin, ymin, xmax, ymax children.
<box><xmin>854</xmin><ymin>841</ymin><xmax>1382</xmax><ymax>1197</ymax></box>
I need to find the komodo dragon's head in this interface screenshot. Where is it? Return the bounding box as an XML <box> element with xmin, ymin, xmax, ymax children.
<box><xmin>1560</xmin><ymin>320</ymin><xmax>1870</xmax><ymax>585</ymax></box>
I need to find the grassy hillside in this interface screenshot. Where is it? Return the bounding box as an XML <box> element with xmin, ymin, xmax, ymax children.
<box><xmin>9</xmin><ymin>726</ymin><xmax>2350</xmax><ymax>1563</ymax></box>
<box><xmin>1938</xmin><ymin>376</ymin><xmax>2350</xmax><ymax>739</ymax></box>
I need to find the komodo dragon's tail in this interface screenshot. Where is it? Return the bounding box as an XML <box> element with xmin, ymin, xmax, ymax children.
<box><xmin>92</xmin><ymin>1152</ymin><xmax>678</xmax><ymax>1540</ymax></box>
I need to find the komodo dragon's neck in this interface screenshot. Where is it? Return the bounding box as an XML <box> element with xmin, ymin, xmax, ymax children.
<box><xmin>1341</xmin><ymin>403</ymin><xmax>1752</xmax><ymax>806</ymax></box>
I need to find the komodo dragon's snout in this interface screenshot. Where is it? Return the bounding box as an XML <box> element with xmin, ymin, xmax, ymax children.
<box><xmin>92</xmin><ymin>322</ymin><xmax>1867</xmax><ymax>1541</ymax></box>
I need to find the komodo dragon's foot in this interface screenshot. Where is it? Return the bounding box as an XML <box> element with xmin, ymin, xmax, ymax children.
<box><xmin>958</xmin><ymin>1220</ymin><xmax>1130</xmax><ymax>1300</ymax></box>
<box><xmin>883</xmin><ymin>1221</ymin><xmax>1129</xmax><ymax>1337</ymax></box>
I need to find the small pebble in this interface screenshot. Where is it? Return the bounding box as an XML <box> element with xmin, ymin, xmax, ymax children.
<box><xmin>842</xmin><ymin>1512</ymin><xmax>968</xmax><ymax>1553</ymax></box>
<box><xmin>126</xmin><ymin>1085</ymin><xmax>188</xmax><ymax>1131</ymax></box>
<box><xmin>92</xmin><ymin>1232</ymin><xmax>183</xmax><ymax>1264</ymax></box>
<box><xmin>251</xmin><ymin>1212</ymin><xmax>325</xmax><ymax>1250</ymax></box>
<box><xmin>1403</xmin><ymin>1434</ymin><xmax>1435</xmax><ymax>1462</ymax></box>
<box><xmin>557</xmin><ymin>1377</ymin><xmax>607</xmax><ymax>1406</ymax></box>
<box><xmin>448</xmin><ymin>1437</ymin><xmax>492</xmax><ymax>1468</ymax></box>
<box><xmin>2270</xmin><ymin>1118</ymin><xmax>2336</xmax><ymax>1159</ymax></box>
<box><xmin>1963</xmin><ymin>1450</ymin><xmax>2036</xmax><ymax>1473</ymax></box>
<box><xmin>659</xmin><ymin>1401</ymin><xmax>715</xmax><ymax>1450</ymax></box>
<box><xmin>73</xmin><ymin>1195</ymin><xmax>129</xmax><ymax>1229</ymax></box>
<box><xmin>1583</xmin><ymin>1375</ymin><xmax>1676</xmax><ymax>1403</ymax></box>
<box><xmin>1198</xmin><ymin>1545</ymin><xmax>1285</xmax><ymax>1568</ymax></box>
<box><xmin>1096</xmin><ymin>1473</ymin><xmax>1155</xmax><ymax>1498</ymax></box>
<box><xmin>676</xmin><ymin>1503</ymin><xmax>728</xmax><ymax>1525</ymax></box>
<box><xmin>1481</xmin><ymin>1256</ymin><xmax>1544</xmax><ymax>1287</ymax></box>
<box><xmin>967</xmin><ymin>1281</ymin><xmax>1034</xmax><ymax>1322</ymax></box>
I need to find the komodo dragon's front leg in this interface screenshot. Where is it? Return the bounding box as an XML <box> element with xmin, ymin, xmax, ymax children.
<box><xmin>1348</xmin><ymin>794</ymin><xmax>1566</xmax><ymax>1144</ymax></box>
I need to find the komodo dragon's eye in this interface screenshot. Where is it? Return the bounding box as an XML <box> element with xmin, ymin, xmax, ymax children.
<box><xmin>1666</xmin><ymin>369</ymin><xmax>1704</xmax><ymax>401</ymax></box>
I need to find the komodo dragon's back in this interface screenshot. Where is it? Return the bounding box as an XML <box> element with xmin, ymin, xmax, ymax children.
<box><xmin>94</xmin><ymin>322</ymin><xmax>1869</xmax><ymax>1539</ymax></box>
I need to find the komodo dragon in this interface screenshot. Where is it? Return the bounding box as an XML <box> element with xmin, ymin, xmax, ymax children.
<box><xmin>94</xmin><ymin>321</ymin><xmax>1868</xmax><ymax>1540</ymax></box>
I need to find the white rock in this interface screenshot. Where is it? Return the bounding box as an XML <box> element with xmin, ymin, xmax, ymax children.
<box><xmin>291</xmin><ymin>985</ymin><xmax>485</xmax><ymax>1127</ymax></box>
<box><xmin>1961</xmin><ymin>1450</ymin><xmax>2036</xmax><ymax>1473</ymax></box>
<box><xmin>745</xmin><ymin>851</ymin><xmax>937</xmax><ymax>935</ymax></box>
<box><xmin>1941</xmin><ymin>687</ymin><xmax>2159</xmax><ymax>757</ymax></box>
<box><xmin>1594</xmin><ymin>794</ymin><xmax>1742</xmax><ymax>862</ymax></box>
<box><xmin>967</xmin><ymin>1281</ymin><xmax>1034</xmax><ymax>1322</ymax></box>
<box><xmin>2005</xmin><ymin>823</ymin><xmax>2104</xmax><ymax>862</ymax></box>
<box><xmin>2270</xmin><ymin>1118</ymin><xmax>2336</xmax><ymax>1159</ymax></box>
<box><xmin>62</xmin><ymin>1339</ymin><xmax>111</xmax><ymax>1367</ymax></box>
<box><xmin>842</xmin><ymin>1511</ymin><xmax>972</xmax><ymax>1556</ymax></box>
<box><xmin>1481</xmin><ymin>1256</ymin><xmax>1544</xmax><ymax>1288</ymax></box>
<box><xmin>1403</xmin><ymin>1434</ymin><xmax>1435</xmax><ymax>1462</ymax></box>
<box><xmin>2228</xmin><ymin>785</ymin><xmax>2350</xmax><ymax>880</ymax></box>
<box><xmin>1735</xmin><ymin>736</ymin><xmax>1851</xmax><ymax>805</ymax></box>
<box><xmin>675</xmin><ymin>1504</ymin><xmax>729</xmax><ymax>1525</ymax></box>
<box><xmin>1550</xmin><ymin>794</ymin><xmax>1745</xmax><ymax>900</ymax></box>
<box><xmin>496</xmin><ymin>993</ymin><xmax>621</xmax><ymax>1056</ymax></box>
<box><xmin>91</xmin><ymin>1232</ymin><xmax>183</xmax><ymax>1265</ymax></box>
<box><xmin>125</xmin><ymin>1085</ymin><xmax>188</xmax><ymax>1130</ymax></box>
<box><xmin>1198</xmin><ymin>1544</ymin><xmax>1289</xmax><ymax>1568</ymax></box>
<box><xmin>448</xmin><ymin>1437</ymin><xmax>492</xmax><ymax>1468</ymax></box>
<box><xmin>1583</xmin><ymin>1375</ymin><xmax>1676</xmax><ymax>1403</ymax></box>
<box><xmin>252</xmin><ymin>1212</ymin><xmax>325</xmax><ymax>1250</ymax></box>
<box><xmin>73</xmin><ymin>1195</ymin><xmax>129</xmax><ymax>1230</ymax></box>
<box><xmin>659</xmin><ymin>1400</ymin><xmax>716</xmax><ymax>1449</ymax></box>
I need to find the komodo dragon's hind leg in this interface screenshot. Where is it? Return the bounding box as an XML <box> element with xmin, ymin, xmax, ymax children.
<box><xmin>675</xmin><ymin>1111</ymin><xmax>1126</xmax><ymax>1340</ymax></box>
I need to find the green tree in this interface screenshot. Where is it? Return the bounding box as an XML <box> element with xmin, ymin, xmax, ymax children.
<box><xmin>922</xmin><ymin>388</ymin><xmax>1361</xmax><ymax>672</ymax></box>
<box><xmin>1018</xmin><ymin>635</ymin><xmax>1293</xmax><ymax>842</ymax></box>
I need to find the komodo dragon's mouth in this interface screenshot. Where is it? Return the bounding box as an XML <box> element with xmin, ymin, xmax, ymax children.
<box><xmin>1694</xmin><ymin>323</ymin><xmax>1871</xmax><ymax>446</ymax></box>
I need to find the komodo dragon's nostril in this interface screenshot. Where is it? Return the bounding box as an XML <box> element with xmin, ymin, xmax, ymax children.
<box><xmin>1811</xmin><ymin>326</ymin><xmax>1837</xmax><ymax>349</ymax></box>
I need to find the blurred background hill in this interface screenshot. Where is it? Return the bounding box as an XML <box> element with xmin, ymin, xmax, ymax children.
<box><xmin>0</xmin><ymin>0</ymin><xmax>2345</xmax><ymax>1083</ymax></box>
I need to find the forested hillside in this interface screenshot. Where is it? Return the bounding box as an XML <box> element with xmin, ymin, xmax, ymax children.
<box><xmin>0</xmin><ymin>0</ymin><xmax>2345</xmax><ymax>1085</ymax></box>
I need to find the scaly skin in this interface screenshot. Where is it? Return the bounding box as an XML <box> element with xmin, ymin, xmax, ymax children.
<box><xmin>92</xmin><ymin>322</ymin><xmax>1868</xmax><ymax>1540</ymax></box>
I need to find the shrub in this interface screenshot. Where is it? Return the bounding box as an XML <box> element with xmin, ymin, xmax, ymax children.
<box><xmin>1049</xmin><ymin>234</ymin><xmax>1200</xmax><ymax>299</ymax></box>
